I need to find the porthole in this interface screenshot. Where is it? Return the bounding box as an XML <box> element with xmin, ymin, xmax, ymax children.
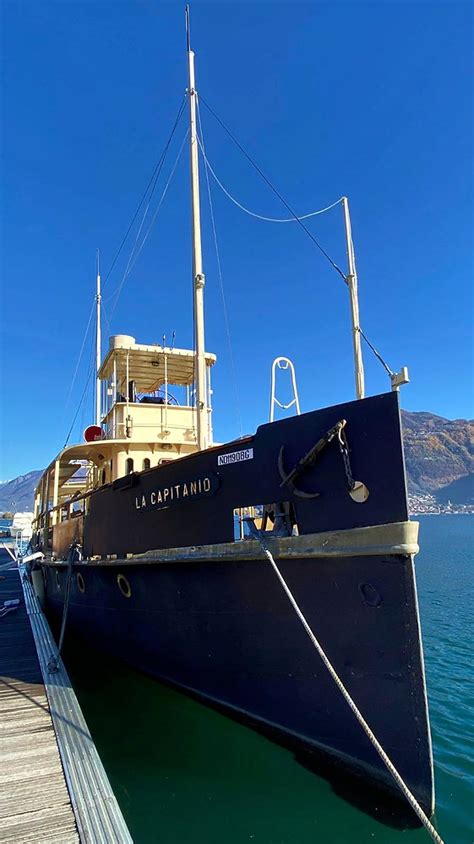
<box><xmin>77</xmin><ymin>573</ymin><xmax>85</xmax><ymax>593</ymax></box>
<box><xmin>55</xmin><ymin>570</ymin><xmax>60</xmax><ymax>590</ymax></box>
<box><xmin>117</xmin><ymin>573</ymin><xmax>132</xmax><ymax>598</ymax></box>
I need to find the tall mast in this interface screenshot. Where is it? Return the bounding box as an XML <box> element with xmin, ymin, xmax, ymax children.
<box><xmin>95</xmin><ymin>249</ymin><xmax>102</xmax><ymax>426</ymax></box>
<box><xmin>186</xmin><ymin>6</ymin><xmax>208</xmax><ymax>450</ymax></box>
<box><xmin>342</xmin><ymin>197</ymin><xmax>365</xmax><ymax>400</ymax></box>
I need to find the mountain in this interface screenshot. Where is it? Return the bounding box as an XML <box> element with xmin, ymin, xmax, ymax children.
<box><xmin>432</xmin><ymin>473</ymin><xmax>474</xmax><ymax>505</ymax></box>
<box><xmin>0</xmin><ymin>471</ymin><xmax>43</xmax><ymax>514</ymax></box>
<box><xmin>401</xmin><ymin>410</ymin><xmax>474</xmax><ymax>501</ymax></box>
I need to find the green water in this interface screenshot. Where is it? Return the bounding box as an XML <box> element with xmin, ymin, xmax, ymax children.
<box><xmin>63</xmin><ymin>515</ymin><xmax>473</xmax><ymax>843</ymax></box>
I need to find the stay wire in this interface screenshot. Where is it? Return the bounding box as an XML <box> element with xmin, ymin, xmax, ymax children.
<box><xmin>107</xmin><ymin>129</ymin><xmax>189</xmax><ymax>321</ymax></box>
<box><xmin>358</xmin><ymin>327</ymin><xmax>394</xmax><ymax>377</ymax></box>
<box><xmin>103</xmin><ymin>94</ymin><xmax>186</xmax><ymax>287</ymax></box>
<box><xmin>200</xmin><ymin>96</ymin><xmax>400</xmax><ymax>382</ymax></box>
<box><xmin>106</xmin><ymin>116</ymin><xmax>186</xmax><ymax>311</ymax></box>
<box><xmin>197</xmin><ymin>102</ymin><xmax>243</xmax><ymax>438</ymax></box>
<box><xmin>63</xmin><ymin>341</ymin><xmax>96</xmax><ymax>448</ymax></box>
<box><xmin>63</xmin><ymin>299</ymin><xmax>95</xmax><ymax>414</ymax></box>
<box><xmin>199</xmin><ymin>95</ymin><xmax>347</xmax><ymax>284</ymax></box>
<box><xmin>101</xmin><ymin>300</ymin><xmax>112</xmax><ymax>338</ymax></box>
<box><xmin>138</xmin><ymin>130</ymin><xmax>189</xmax><ymax>254</ymax></box>
<box><xmin>123</xmin><ymin>132</ymin><xmax>189</xmax><ymax>281</ymax></box>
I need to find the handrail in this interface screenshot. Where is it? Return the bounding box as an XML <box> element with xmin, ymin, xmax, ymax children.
<box><xmin>32</xmin><ymin>487</ymin><xmax>98</xmax><ymax>529</ymax></box>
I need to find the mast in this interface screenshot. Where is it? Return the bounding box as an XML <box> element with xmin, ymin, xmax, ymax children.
<box><xmin>342</xmin><ymin>197</ymin><xmax>365</xmax><ymax>400</ymax></box>
<box><xmin>186</xmin><ymin>5</ymin><xmax>208</xmax><ymax>451</ymax></box>
<box><xmin>95</xmin><ymin>249</ymin><xmax>102</xmax><ymax>427</ymax></box>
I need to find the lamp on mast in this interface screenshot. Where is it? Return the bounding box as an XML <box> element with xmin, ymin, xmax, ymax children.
<box><xmin>186</xmin><ymin>5</ymin><xmax>208</xmax><ymax>450</ymax></box>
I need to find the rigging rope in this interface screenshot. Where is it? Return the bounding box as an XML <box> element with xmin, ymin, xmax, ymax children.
<box><xmin>199</xmin><ymin>96</ymin><xmax>403</xmax><ymax>384</ymax></box>
<box><xmin>63</xmin><ymin>299</ymin><xmax>95</xmax><ymax>414</ymax></box>
<box><xmin>101</xmin><ymin>299</ymin><xmax>112</xmax><ymax>338</ymax></box>
<box><xmin>358</xmin><ymin>327</ymin><xmax>394</xmax><ymax>377</ymax></box>
<box><xmin>199</xmin><ymin>95</ymin><xmax>347</xmax><ymax>284</ymax></box>
<box><xmin>260</xmin><ymin>540</ymin><xmax>444</xmax><ymax>844</ymax></box>
<box><xmin>63</xmin><ymin>354</ymin><xmax>95</xmax><ymax>447</ymax></box>
<box><xmin>107</xmin><ymin>129</ymin><xmax>189</xmax><ymax>321</ymax></box>
<box><xmin>197</xmin><ymin>103</ymin><xmax>243</xmax><ymax>438</ymax></box>
<box><xmin>197</xmin><ymin>136</ymin><xmax>343</xmax><ymax>223</ymax></box>
<box><xmin>103</xmin><ymin>95</ymin><xmax>186</xmax><ymax>288</ymax></box>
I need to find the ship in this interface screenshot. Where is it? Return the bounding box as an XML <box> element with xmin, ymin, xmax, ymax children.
<box><xmin>30</xmin><ymin>9</ymin><xmax>434</xmax><ymax>818</ymax></box>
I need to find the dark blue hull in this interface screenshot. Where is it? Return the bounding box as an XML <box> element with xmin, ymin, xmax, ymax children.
<box><xmin>35</xmin><ymin>391</ymin><xmax>434</xmax><ymax>815</ymax></box>
<box><xmin>42</xmin><ymin>544</ymin><xmax>433</xmax><ymax>815</ymax></box>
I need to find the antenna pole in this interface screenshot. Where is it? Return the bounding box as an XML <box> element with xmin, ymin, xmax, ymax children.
<box><xmin>95</xmin><ymin>249</ymin><xmax>102</xmax><ymax>426</ymax></box>
<box><xmin>342</xmin><ymin>197</ymin><xmax>365</xmax><ymax>400</ymax></box>
<box><xmin>186</xmin><ymin>5</ymin><xmax>208</xmax><ymax>450</ymax></box>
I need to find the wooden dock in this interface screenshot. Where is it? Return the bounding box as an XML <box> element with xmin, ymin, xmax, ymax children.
<box><xmin>0</xmin><ymin>562</ymin><xmax>132</xmax><ymax>843</ymax></box>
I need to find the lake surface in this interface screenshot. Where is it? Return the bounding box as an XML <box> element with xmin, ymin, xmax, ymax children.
<box><xmin>63</xmin><ymin>515</ymin><xmax>473</xmax><ymax>843</ymax></box>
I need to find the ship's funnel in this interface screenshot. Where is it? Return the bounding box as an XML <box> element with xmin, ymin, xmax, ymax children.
<box><xmin>109</xmin><ymin>335</ymin><xmax>136</xmax><ymax>350</ymax></box>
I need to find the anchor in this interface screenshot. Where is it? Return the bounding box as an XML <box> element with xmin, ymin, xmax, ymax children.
<box><xmin>278</xmin><ymin>420</ymin><xmax>346</xmax><ymax>499</ymax></box>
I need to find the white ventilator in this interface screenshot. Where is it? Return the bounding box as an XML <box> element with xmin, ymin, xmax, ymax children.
<box><xmin>269</xmin><ymin>357</ymin><xmax>301</xmax><ymax>422</ymax></box>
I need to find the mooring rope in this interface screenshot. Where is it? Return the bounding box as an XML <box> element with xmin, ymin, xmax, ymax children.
<box><xmin>47</xmin><ymin>543</ymin><xmax>79</xmax><ymax>673</ymax></box>
<box><xmin>260</xmin><ymin>540</ymin><xmax>444</xmax><ymax>843</ymax></box>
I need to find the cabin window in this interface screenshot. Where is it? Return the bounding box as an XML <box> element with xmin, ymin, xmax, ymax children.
<box><xmin>126</xmin><ymin>458</ymin><xmax>134</xmax><ymax>474</ymax></box>
<box><xmin>101</xmin><ymin>468</ymin><xmax>106</xmax><ymax>485</ymax></box>
<box><xmin>142</xmin><ymin>458</ymin><xmax>151</xmax><ymax>471</ymax></box>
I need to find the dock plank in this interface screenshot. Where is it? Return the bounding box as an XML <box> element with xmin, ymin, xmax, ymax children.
<box><xmin>0</xmin><ymin>576</ymin><xmax>79</xmax><ymax>843</ymax></box>
<box><xmin>0</xmin><ymin>568</ymin><xmax>80</xmax><ymax>844</ymax></box>
<box><xmin>0</xmin><ymin>803</ymin><xmax>79</xmax><ymax>843</ymax></box>
<box><xmin>1</xmin><ymin>565</ymin><xmax>133</xmax><ymax>843</ymax></box>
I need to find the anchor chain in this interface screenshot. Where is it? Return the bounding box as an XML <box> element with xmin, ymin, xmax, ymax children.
<box><xmin>279</xmin><ymin>420</ymin><xmax>368</xmax><ymax>503</ymax></box>
<box><xmin>337</xmin><ymin>426</ymin><xmax>355</xmax><ymax>491</ymax></box>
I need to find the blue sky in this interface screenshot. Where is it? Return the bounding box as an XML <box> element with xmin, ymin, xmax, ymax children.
<box><xmin>1</xmin><ymin>0</ymin><xmax>472</xmax><ymax>479</ymax></box>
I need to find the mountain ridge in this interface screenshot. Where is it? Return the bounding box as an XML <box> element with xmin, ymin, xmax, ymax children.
<box><xmin>0</xmin><ymin>471</ymin><xmax>42</xmax><ymax>514</ymax></box>
<box><xmin>401</xmin><ymin>409</ymin><xmax>473</xmax><ymax>500</ymax></box>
